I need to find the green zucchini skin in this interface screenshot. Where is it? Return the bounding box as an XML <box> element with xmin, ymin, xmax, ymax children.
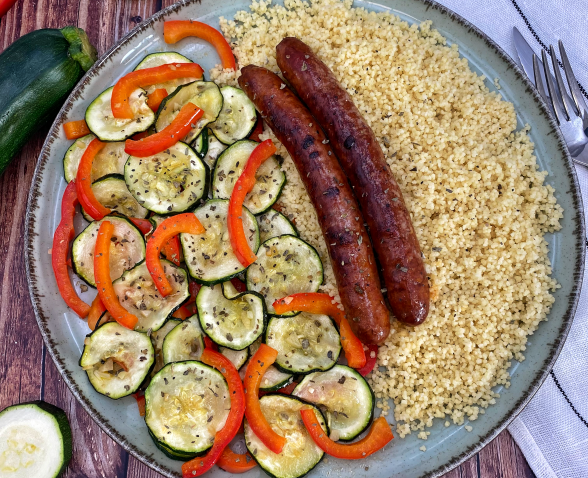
<box><xmin>0</xmin><ymin>27</ymin><xmax>97</xmax><ymax>175</ymax></box>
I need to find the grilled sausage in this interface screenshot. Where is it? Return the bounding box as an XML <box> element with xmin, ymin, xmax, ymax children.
<box><xmin>276</xmin><ymin>37</ymin><xmax>429</xmax><ymax>326</ymax></box>
<box><xmin>239</xmin><ymin>65</ymin><xmax>390</xmax><ymax>344</ymax></box>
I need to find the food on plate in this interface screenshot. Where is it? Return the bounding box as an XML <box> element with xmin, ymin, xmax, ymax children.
<box><xmin>0</xmin><ymin>26</ymin><xmax>97</xmax><ymax>175</ymax></box>
<box><xmin>277</xmin><ymin>37</ymin><xmax>430</xmax><ymax>327</ymax></box>
<box><xmin>239</xmin><ymin>65</ymin><xmax>391</xmax><ymax>344</ymax></box>
<box><xmin>63</xmin><ymin>119</ymin><xmax>90</xmax><ymax>140</ymax></box>
<box><xmin>63</xmin><ymin>134</ymin><xmax>127</xmax><ymax>183</ymax></box>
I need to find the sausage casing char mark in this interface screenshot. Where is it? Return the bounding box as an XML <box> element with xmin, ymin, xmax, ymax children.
<box><xmin>276</xmin><ymin>37</ymin><xmax>430</xmax><ymax>326</ymax></box>
<box><xmin>239</xmin><ymin>65</ymin><xmax>390</xmax><ymax>345</ymax></box>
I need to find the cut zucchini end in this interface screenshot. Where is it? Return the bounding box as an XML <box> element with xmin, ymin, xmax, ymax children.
<box><xmin>60</xmin><ymin>26</ymin><xmax>97</xmax><ymax>72</ymax></box>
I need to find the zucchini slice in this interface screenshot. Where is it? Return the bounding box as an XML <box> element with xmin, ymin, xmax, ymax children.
<box><xmin>72</xmin><ymin>216</ymin><xmax>145</xmax><ymax>288</ymax></box>
<box><xmin>151</xmin><ymin>319</ymin><xmax>181</xmax><ymax>376</ymax></box>
<box><xmin>181</xmin><ymin>199</ymin><xmax>260</xmax><ymax>285</ymax></box>
<box><xmin>241</xmin><ymin>337</ymin><xmax>293</xmax><ymax>391</ymax></box>
<box><xmin>113</xmin><ymin>260</ymin><xmax>189</xmax><ymax>333</ymax></box>
<box><xmin>196</xmin><ymin>281</ymin><xmax>266</xmax><ymax>350</ymax></box>
<box><xmin>85</xmin><ymin>86</ymin><xmax>154</xmax><ymax>141</ymax></box>
<box><xmin>145</xmin><ymin>361</ymin><xmax>230</xmax><ymax>459</ymax></box>
<box><xmin>155</xmin><ymin>81</ymin><xmax>223</xmax><ymax>144</ymax></box>
<box><xmin>134</xmin><ymin>52</ymin><xmax>197</xmax><ymax>95</ymax></box>
<box><xmin>219</xmin><ymin>346</ymin><xmax>249</xmax><ymax>371</ymax></box>
<box><xmin>201</xmin><ymin>128</ymin><xmax>227</xmax><ymax>171</ymax></box>
<box><xmin>246</xmin><ymin>235</ymin><xmax>323</xmax><ymax>315</ymax></box>
<box><xmin>0</xmin><ymin>401</ymin><xmax>72</xmax><ymax>478</ymax></box>
<box><xmin>265</xmin><ymin>312</ymin><xmax>341</xmax><ymax>374</ymax></box>
<box><xmin>80</xmin><ymin>322</ymin><xmax>154</xmax><ymax>399</ymax></box>
<box><xmin>192</xmin><ymin>128</ymin><xmax>208</xmax><ymax>159</ymax></box>
<box><xmin>292</xmin><ymin>365</ymin><xmax>374</xmax><ymax>441</ymax></box>
<box><xmin>162</xmin><ymin>317</ymin><xmax>205</xmax><ymax>365</ymax></box>
<box><xmin>124</xmin><ymin>141</ymin><xmax>207</xmax><ymax>215</ymax></box>
<box><xmin>257</xmin><ymin>209</ymin><xmax>298</xmax><ymax>243</ymax></box>
<box><xmin>81</xmin><ymin>174</ymin><xmax>148</xmax><ymax>221</ymax></box>
<box><xmin>212</xmin><ymin>140</ymin><xmax>285</xmax><ymax>214</ymax></box>
<box><xmin>210</xmin><ymin>86</ymin><xmax>257</xmax><ymax>145</ymax></box>
<box><xmin>63</xmin><ymin>134</ymin><xmax>127</xmax><ymax>182</ymax></box>
<box><xmin>244</xmin><ymin>395</ymin><xmax>327</xmax><ymax>478</ymax></box>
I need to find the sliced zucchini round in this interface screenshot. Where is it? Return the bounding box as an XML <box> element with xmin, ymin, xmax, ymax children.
<box><xmin>196</xmin><ymin>281</ymin><xmax>266</xmax><ymax>350</ymax></box>
<box><xmin>81</xmin><ymin>174</ymin><xmax>148</xmax><ymax>221</ymax></box>
<box><xmin>85</xmin><ymin>86</ymin><xmax>154</xmax><ymax>141</ymax></box>
<box><xmin>145</xmin><ymin>361</ymin><xmax>230</xmax><ymax>459</ymax></box>
<box><xmin>257</xmin><ymin>209</ymin><xmax>298</xmax><ymax>243</ymax></box>
<box><xmin>292</xmin><ymin>365</ymin><xmax>374</xmax><ymax>441</ymax></box>
<box><xmin>63</xmin><ymin>134</ymin><xmax>127</xmax><ymax>182</ymax></box>
<box><xmin>80</xmin><ymin>322</ymin><xmax>154</xmax><ymax>399</ymax></box>
<box><xmin>151</xmin><ymin>319</ymin><xmax>181</xmax><ymax>376</ymax></box>
<box><xmin>113</xmin><ymin>260</ymin><xmax>189</xmax><ymax>333</ymax></box>
<box><xmin>242</xmin><ymin>337</ymin><xmax>293</xmax><ymax>391</ymax></box>
<box><xmin>0</xmin><ymin>401</ymin><xmax>72</xmax><ymax>478</ymax></box>
<box><xmin>162</xmin><ymin>317</ymin><xmax>205</xmax><ymax>364</ymax></box>
<box><xmin>72</xmin><ymin>216</ymin><xmax>146</xmax><ymax>287</ymax></box>
<box><xmin>210</xmin><ymin>86</ymin><xmax>257</xmax><ymax>145</ymax></box>
<box><xmin>212</xmin><ymin>140</ymin><xmax>285</xmax><ymax>215</ymax></box>
<box><xmin>192</xmin><ymin>128</ymin><xmax>208</xmax><ymax>159</ymax></box>
<box><xmin>124</xmin><ymin>141</ymin><xmax>207</xmax><ymax>214</ymax></box>
<box><xmin>201</xmin><ymin>128</ymin><xmax>227</xmax><ymax>171</ymax></box>
<box><xmin>246</xmin><ymin>235</ymin><xmax>323</xmax><ymax>315</ymax></box>
<box><xmin>134</xmin><ymin>52</ymin><xmax>197</xmax><ymax>95</ymax></box>
<box><xmin>265</xmin><ymin>312</ymin><xmax>341</xmax><ymax>374</ymax></box>
<box><xmin>244</xmin><ymin>395</ymin><xmax>327</xmax><ymax>478</ymax></box>
<box><xmin>219</xmin><ymin>346</ymin><xmax>249</xmax><ymax>371</ymax></box>
<box><xmin>181</xmin><ymin>199</ymin><xmax>260</xmax><ymax>285</ymax></box>
<box><xmin>155</xmin><ymin>81</ymin><xmax>223</xmax><ymax>144</ymax></box>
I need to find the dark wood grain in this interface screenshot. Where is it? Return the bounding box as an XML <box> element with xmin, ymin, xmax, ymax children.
<box><xmin>0</xmin><ymin>1</ymin><xmax>537</xmax><ymax>477</ymax></box>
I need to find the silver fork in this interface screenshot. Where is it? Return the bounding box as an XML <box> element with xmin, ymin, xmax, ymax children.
<box><xmin>532</xmin><ymin>41</ymin><xmax>588</xmax><ymax>166</ymax></box>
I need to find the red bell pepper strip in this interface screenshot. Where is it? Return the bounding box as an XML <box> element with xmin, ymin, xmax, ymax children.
<box><xmin>124</xmin><ymin>102</ymin><xmax>203</xmax><ymax>157</ymax></box>
<box><xmin>161</xmin><ymin>234</ymin><xmax>181</xmax><ymax>266</ymax></box>
<box><xmin>146</xmin><ymin>213</ymin><xmax>205</xmax><ymax>297</ymax></box>
<box><xmin>63</xmin><ymin>119</ymin><xmax>91</xmax><ymax>140</ymax></box>
<box><xmin>132</xmin><ymin>130</ymin><xmax>150</xmax><ymax>141</ymax></box>
<box><xmin>0</xmin><ymin>0</ymin><xmax>17</xmax><ymax>17</ymax></box>
<box><xmin>94</xmin><ymin>221</ymin><xmax>138</xmax><ymax>330</ymax></box>
<box><xmin>357</xmin><ymin>344</ymin><xmax>378</xmax><ymax>376</ymax></box>
<box><xmin>301</xmin><ymin>409</ymin><xmax>393</xmax><ymax>459</ymax></box>
<box><xmin>248</xmin><ymin>114</ymin><xmax>264</xmax><ymax>142</ymax></box>
<box><xmin>147</xmin><ymin>88</ymin><xmax>168</xmax><ymax>112</ymax></box>
<box><xmin>203</xmin><ymin>336</ymin><xmax>218</xmax><ymax>351</ymax></box>
<box><xmin>172</xmin><ymin>304</ymin><xmax>193</xmax><ymax>320</ymax></box>
<box><xmin>230</xmin><ymin>277</ymin><xmax>247</xmax><ymax>293</ymax></box>
<box><xmin>51</xmin><ymin>181</ymin><xmax>91</xmax><ymax>318</ymax></box>
<box><xmin>228</xmin><ymin>139</ymin><xmax>277</xmax><ymax>267</ymax></box>
<box><xmin>244</xmin><ymin>343</ymin><xmax>286</xmax><ymax>454</ymax></box>
<box><xmin>132</xmin><ymin>392</ymin><xmax>146</xmax><ymax>417</ymax></box>
<box><xmin>273</xmin><ymin>293</ymin><xmax>367</xmax><ymax>369</ymax></box>
<box><xmin>111</xmin><ymin>63</ymin><xmax>204</xmax><ymax>119</ymax></box>
<box><xmin>76</xmin><ymin>138</ymin><xmax>110</xmax><ymax>220</ymax></box>
<box><xmin>259</xmin><ymin>380</ymin><xmax>297</xmax><ymax>398</ymax></box>
<box><xmin>88</xmin><ymin>295</ymin><xmax>106</xmax><ymax>330</ymax></box>
<box><xmin>163</xmin><ymin>21</ymin><xmax>236</xmax><ymax>71</ymax></box>
<box><xmin>129</xmin><ymin>217</ymin><xmax>153</xmax><ymax>236</ymax></box>
<box><xmin>181</xmin><ymin>349</ymin><xmax>245</xmax><ymax>477</ymax></box>
<box><xmin>217</xmin><ymin>448</ymin><xmax>257</xmax><ymax>474</ymax></box>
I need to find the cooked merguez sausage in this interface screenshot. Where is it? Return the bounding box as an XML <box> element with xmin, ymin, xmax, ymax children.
<box><xmin>239</xmin><ymin>65</ymin><xmax>390</xmax><ymax>345</ymax></box>
<box><xmin>276</xmin><ymin>37</ymin><xmax>429</xmax><ymax>326</ymax></box>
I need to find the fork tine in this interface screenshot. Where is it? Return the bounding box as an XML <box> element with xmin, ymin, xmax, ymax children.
<box><xmin>542</xmin><ymin>49</ymin><xmax>566</xmax><ymax>124</ymax></box>
<box><xmin>558</xmin><ymin>40</ymin><xmax>583</xmax><ymax>116</ymax></box>
<box><xmin>533</xmin><ymin>54</ymin><xmax>550</xmax><ymax>106</ymax></box>
<box><xmin>550</xmin><ymin>45</ymin><xmax>572</xmax><ymax>120</ymax></box>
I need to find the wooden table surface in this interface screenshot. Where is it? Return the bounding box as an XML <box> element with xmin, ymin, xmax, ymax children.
<box><xmin>0</xmin><ymin>1</ymin><xmax>538</xmax><ymax>477</ymax></box>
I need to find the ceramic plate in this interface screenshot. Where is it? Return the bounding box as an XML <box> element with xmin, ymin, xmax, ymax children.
<box><xmin>25</xmin><ymin>0</ymin><xmax>585</xmax><ymax>476</ymax></box>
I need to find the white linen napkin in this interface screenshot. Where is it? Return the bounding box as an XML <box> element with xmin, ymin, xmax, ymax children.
<box><xmin>434</xmin><ymin>1</ymin><xmax>588</xmax><ymax>476</ymax></box>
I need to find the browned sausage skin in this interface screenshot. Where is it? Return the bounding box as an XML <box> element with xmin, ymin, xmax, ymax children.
<box><xmin>276</xmin><ymin>37</ymin><xmax>430</xmax><ymax>326</ymax></box>
<box><xmin>238</xmin><ymin>65</ymin><xmax>390</xmax><ymax>345</ymax></box>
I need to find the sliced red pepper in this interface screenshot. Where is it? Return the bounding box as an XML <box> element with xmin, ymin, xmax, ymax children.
<box><xmin>147</xmin><ymin>88</ymin><xmax>168</xmax><ymax>112</ymax></box>
<box><xmin>63</xmin><ymin>119</ymin><xmax>91</xmax><ymax>140</ymax></box>
<box><xmin>189</xmin><ymin>281</ymin><xmax>202</xmax><ymax>302</ymax></box>
<box><xmin>161</xmin><ymin>234</ymin><xmax>181</xmax><ymax>266</ymax></box>
<box><xmin>76</xmin><ymin>138</ymin><xmax>110</xmax><ymax>221</ymax></box>
<box><xmin>203</xmin><ymin>336</ymin><xmax>218</xmax><ymax>351</ymax></box>
<box><xmin>129</xmin><ymin>217</ymin><xmax>153</xmax><ymax>236</ymax></box>
<box><xmin>132</xmin><ymin>392</ymin><xmax>146</xmax><ymax>417</ymax></box>
<box><xmin>301</xmin><ymin>409</ymin><xmax>393</xmax><ymax>459</ymax></box>
<box><xmin>273</xmin><ymin>293</ymin><xmax>367</xmax><ymax>369</ymax></box>
<box><xmin>357</xmin><ymin>344</ymin><xmax>378</xmax><ymax>376</ymax></box>
<box><xmin>124</xmin><ymin>102</ymin><xmax>203</xmax><ymax>157</ymax></box>
<box><xmin>244</xmin><ymin>343</ymin><xmax>286</xmax><ymax>454</ymax></box>
<box><xmin>172</xmin><ymin>304</ymin><xmax>193</xmax><ymax>320</ymax></box>
<box><xmin>248</xmin><ymin>114</ymin><xmax>264</xmax><ymax>142</ymax></box>
<box><xmin>230</xmin><ymin>277</ymin><xmax>247</xmax><ymax>293</ymax></box>
<box><xmin>146</xmin><ymin>213</ymin><xmax>205</xmax><ymax>297</ymax></box>
<box><xmin>259</xmin><ymin>380</ymin><xmax>297</xmax><ymax>397</ymax></box>
<box><xmin>182</xmin><ymin>348</ymin><xmax>245</xmax><ymax>477</ymax></box>
<box><xmin>112</xmin><ymin>63</ymin><xmax>204</xmax><ymax>119</ymax></box>
<box><xmin>51</xmin><ymin>181</ymin><xmax>91</xmax><ymax>318</ymax></box>
<box><xmin>228</xmin><ymin>139</ymin><xmax>277</xmax><ymax>267</ymax></box>
<box><xmin>217</xmin><ymin>448</ymin><xmax>257</xmax><ymax>474</ymax></box>
<box><xmin>132</xmin><ymin>130</ymin><xmax>150</xmax><ymax>141</ymax></box>
<box><xmin>164</xmin><ymin>21</ymin><xmax>236</xmax><ymax>71</ymax></box>
<box><xmin>94</xmin><ymin>221</ymin><xmax>138</xmax><ymax>330</ymax></box>
<box><xmin>88</xmin><ymin>295</ymin><xmax>106</xmax><ymax>330</ymax></box>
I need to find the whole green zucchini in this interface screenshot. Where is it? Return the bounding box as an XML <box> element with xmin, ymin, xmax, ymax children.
<box><xmin>0</xmin><ymin>26</ymin><xmax>97</xmax><ymax>175</ymax></box>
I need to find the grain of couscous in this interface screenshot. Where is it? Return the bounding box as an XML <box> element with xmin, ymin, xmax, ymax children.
<box><xmin>211</xmin><ymin>0</ymin><xmax>563</xmax><ymax>437</ymax></box>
